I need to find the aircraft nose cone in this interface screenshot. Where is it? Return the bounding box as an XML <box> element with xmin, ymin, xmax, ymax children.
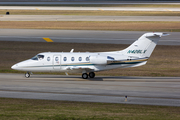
<box><xmin>11</xmin><ymin>64</ymin><xmax>18</xmax><ymax>70</ymax></box>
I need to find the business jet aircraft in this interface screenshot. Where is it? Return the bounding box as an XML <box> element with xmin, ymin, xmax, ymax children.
<box><xmin>11</xmin><ymin>32</ymin><xmax>169</xmax><ymax>79</ymax></box>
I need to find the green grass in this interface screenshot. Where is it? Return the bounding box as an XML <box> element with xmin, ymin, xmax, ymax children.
<box><xmin>0</xmin><ymin>98</ymin><xmax>180</xmax><ymax>120</ymax></box>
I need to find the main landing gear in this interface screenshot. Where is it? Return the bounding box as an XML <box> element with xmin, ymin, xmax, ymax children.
<box><xmin>82</xmin><ymin>72</ymin><xmax>95</xmax><ymax>79</ymax></box>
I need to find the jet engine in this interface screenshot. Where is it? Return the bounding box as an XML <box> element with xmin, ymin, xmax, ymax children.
<box><xmin>89</xmin><ymin>55</ymin><xmax>107</xmax><ymax>65</ymax></box>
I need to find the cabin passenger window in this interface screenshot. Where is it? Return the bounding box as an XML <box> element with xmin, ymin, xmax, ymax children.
<box><xmin>64</xmin><ymin>57</ymin><xmax>67</xmax><ymax>61</ymax></box>
<box><xmin>55</xmin><ymin>57</ymin><xmax>59</xmax><ymax>61</ymax></box>
<box><xmin>47</xmin><ymin>57</ymin><xmax>50</xmax><ymax>61</ymax></box>
<box><xmin>71</xmin><ymin>57</ymin><xmax>75</xmax><ymax>61</ymax></box>
<box><xmin>79</xmin><ymin>57</ymin><xmax>82</xmax><ymax>61</ymax></box>
<box><xmin>86</xmin><ymin>57</ymin><xmax>89</xmax><ymax>61</ymax></box>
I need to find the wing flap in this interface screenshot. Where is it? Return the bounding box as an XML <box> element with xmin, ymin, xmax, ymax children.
<box><xmin>66</xmin><ymin>66</ymin><xmax>94</xmax><ymax>71</ymax></box>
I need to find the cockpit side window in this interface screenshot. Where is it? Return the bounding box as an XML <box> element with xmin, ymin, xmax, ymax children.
<box><xmin>31</xmin><ymin>55</ymin><xmax>38</xmax><ymax>60</ymax></box>
<box><xmin>38</xmin><ymin>55</ymin><xmax>44</xmax><ymax>60</ymax></box>
<box><xmin>31</xmin><ymin>55</ymin><xmax>44</xmax><ymax>61</ymax></box>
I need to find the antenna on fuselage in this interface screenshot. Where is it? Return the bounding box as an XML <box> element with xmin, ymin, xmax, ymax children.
<box><xmin>70</xmin><ymin>49</ymin><xmax>74</xmax><ymax>53</ymax></box>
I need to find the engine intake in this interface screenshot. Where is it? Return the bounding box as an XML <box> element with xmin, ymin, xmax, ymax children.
<box><xmin>89</xmin><ymin>55</ymin><xmax>107</xmax><ymax>65</ymax></box>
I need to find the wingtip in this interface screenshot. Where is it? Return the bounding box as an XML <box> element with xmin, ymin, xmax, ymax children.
<box><xmin>162</xmin><ymin>33</ymin><xmax>170</xmax><ymax>36</ymax></box>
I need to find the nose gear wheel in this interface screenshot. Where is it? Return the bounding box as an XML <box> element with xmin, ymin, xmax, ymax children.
<box><xmin>25</xmin><ymin>72</ymin><xmax>30</xmax><ymax>78</ymax></box>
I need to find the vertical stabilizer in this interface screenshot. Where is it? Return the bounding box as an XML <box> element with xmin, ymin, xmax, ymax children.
<box><xmin>122</xmin><ymin>32</ymin><xmax>169</xmax><ymax>58</ymax></box>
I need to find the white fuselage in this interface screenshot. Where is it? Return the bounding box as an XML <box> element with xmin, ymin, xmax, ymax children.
<box><xmin>11</xmin><ymin>51</ymin><xmax>147</xmax><ymax>73</ymax></box>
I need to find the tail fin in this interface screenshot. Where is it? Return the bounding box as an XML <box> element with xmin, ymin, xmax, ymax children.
<box><xmin>122</xmin><ymin>32</ymin><xmax>169</xmax><ymax>58</ymax></box>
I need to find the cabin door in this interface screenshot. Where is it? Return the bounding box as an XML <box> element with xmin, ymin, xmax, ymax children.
<box><xmin>53</xmin><ymin>55</ymin><xmax>61</xmax><ymax>71</ymax></box>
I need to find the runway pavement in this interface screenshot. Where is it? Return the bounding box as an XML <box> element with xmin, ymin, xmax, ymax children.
<box><xmin>1</xmin><ymin>15</ymin><xmax>180</xmax><ymax>21</ymax></box>
<box><xmin>1</xmin><ymin>1</ymin><xmax>180</xmax><ymax>5</ymax></box>
<box><xmin>0</xmin><ymin>73</ymin><xmax>180</xmax><ymax>106</ymax></box>
<box><xmin>0</xmin><ymin>29</ymin><xmax>180</xmax><ymax>45</ymax></box>
<box><xmin>0</xmin><ymin>6</ymin><xmax>180</xmax><ymax>11</ymax></box>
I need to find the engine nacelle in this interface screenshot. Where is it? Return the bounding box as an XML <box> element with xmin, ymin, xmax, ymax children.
<box><xmin>89</xmin><ymin>55</ymin><xmax>107</xmax><ymax>65</ymax></box>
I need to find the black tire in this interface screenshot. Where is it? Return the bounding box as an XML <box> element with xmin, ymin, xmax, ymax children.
<box><xmin>6</xmin><ymin>12</ymin><xmax>10</xmax><ymax>15</ymax></box>
<box><xmin>89</xmin><ymin>72</ymin><xmax>95</xmax><ymax>78</ymax></box>
<box><xmin>82</xmin><ymin>73</ymin><xmax>88</xmax><ymax>79</ymax></box>
<box><xmin>25</xmin><ymin>72</ymin><xmax>30</xmax><ymax>78</ymax></box>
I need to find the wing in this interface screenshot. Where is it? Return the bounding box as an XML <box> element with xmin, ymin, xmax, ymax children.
<box><xmin>66</xmin><ymin>66</ymin><xmax>94</xmax><ymax>73</ymax></box>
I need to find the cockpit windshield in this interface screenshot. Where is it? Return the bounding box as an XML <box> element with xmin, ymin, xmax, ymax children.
<box><xmin>31</xmin><ymin>55</ymin><xmax>44</xmax><ymax>60</ymax></box>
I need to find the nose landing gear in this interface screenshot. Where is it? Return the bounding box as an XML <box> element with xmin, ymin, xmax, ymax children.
<box><xmin>25</xmin><ymin>72</ymin><xmax>31</xmax><ymax>78</ymax></box>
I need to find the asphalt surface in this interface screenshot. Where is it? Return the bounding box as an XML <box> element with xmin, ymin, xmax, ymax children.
<box><xmin>1</xmin><ymin>1</ymin><xmax>180</xmax><ymax>5</ymax></box>
<box><xmin>0</xmin><ymin>6</ymin><xmax>180</xmax><ymax>11</ymax></box>
<box><xmin>0</xmin><ymin>73</ymin><xmax>180</xmax><ymax>106</ymax></box>
<box><xmin>0</xmin><ymin>29</ymin><xmax>180</xmax><ymax>45</ymax></box>
<box><xmin>1</xmin><ymin>15</ymin><xmax>180</xmax><ymax>21</ymax></box>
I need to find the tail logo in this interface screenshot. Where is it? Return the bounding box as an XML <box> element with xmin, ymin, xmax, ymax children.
<box><xmin>127</xmin><ymin>50</ymin><xmax>147</xmax><ymax>54</ymax></box>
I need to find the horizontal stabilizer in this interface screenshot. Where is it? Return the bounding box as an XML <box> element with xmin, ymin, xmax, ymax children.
<box><xmin>146</xmin><ymin>33</ymin><xmax>170</xmax><ymax>38</ymax></box>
